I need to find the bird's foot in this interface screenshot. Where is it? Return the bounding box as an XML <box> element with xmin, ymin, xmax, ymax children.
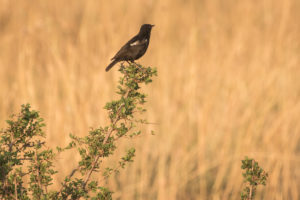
<box><xmin>126</xmin><ymin>60</ymin><xmax>138</xmax><ymax>66</ymax></box>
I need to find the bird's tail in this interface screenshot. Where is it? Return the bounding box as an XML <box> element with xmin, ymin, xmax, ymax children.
<box><xmin>105</xmin><ymin>60</ymin><xmax>118</xmax><ymax>72</ymax></box>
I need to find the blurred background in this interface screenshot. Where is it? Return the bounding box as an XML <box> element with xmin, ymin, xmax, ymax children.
<box><xmin>0</xmin><ymin>0</ymin><xmax>299</xmax><ymax>199</ymax></box>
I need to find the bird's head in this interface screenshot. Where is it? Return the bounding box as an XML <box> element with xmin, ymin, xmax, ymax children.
<box><xmin>139</xmin><ymin>24</ymin><xmax>155</xmax><ymax>35</ymax></box>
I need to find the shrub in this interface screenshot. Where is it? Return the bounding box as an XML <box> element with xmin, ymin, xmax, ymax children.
<box><xmin>0</xmin><ymin>63</ymin><xmax>157</xmax><ymax>200</ymax></box>
<box><xmin>241</xmin><ymin>157</ymin><xmax>268</xmax><ymax>200</ymax></box>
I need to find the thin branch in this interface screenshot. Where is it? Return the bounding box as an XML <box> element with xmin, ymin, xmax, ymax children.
<box><xmin>58</xmin><ymin>166</ymin><xmax>80</xmax><ymax>195</ymax></box>
<box><xmin>14</xmin><ymin>176</ymin><xmax>18</xmax><ymax>200</ymax></box>
<box><xmin>248</xmin><ymin>159</ymin><xmax>255</xmax><ymax>200</ymax></box>
<box><xmin>35</xmin><ymin>150</ymin><xmax>43</xmax><ymax>198</ymax></box>
<box><xmin>82</xmin><ymin>85</ymin><xmax>133</xmax><ymax>189</ymax></box>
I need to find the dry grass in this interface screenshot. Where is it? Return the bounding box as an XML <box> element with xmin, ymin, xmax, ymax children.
<box><xmin>1</xmin><ymin>0</ymin><xmax>300</xmax><ymax>199</ymax></box>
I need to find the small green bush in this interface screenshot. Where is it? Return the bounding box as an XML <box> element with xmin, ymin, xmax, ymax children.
<box><xmin>241</xmin><ymin>157</ymin><xmax>268</xmax><ymax>200</ymax></box>
<box><xmin>0</xmin><ymin>63</ymin><xmax>157</xmax><ymax>200</ymax></box>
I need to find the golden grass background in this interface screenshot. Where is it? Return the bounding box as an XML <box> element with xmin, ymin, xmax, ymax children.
<box><xmin>0</xmin><ymin>0</ymin><xmax>300</xmax><ymax>199</ymax></box>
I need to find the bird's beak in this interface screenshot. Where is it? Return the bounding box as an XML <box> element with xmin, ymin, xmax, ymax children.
<box><xmin>151</xmin><ymin>24</ymin><xmax>155</xmax><ymax>27</ymax></box>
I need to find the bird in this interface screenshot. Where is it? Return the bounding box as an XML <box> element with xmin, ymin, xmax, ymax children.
<box><xmin>105</xmin><ymin>24</ymin><xmax>154</xmax><ymax>72</ymax></box>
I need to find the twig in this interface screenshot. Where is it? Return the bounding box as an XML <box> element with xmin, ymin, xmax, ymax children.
<box><xmin>58</xmin><ymin>166</ymin><xmax>79</xmax><ymax>194</ymax></box>
<box><xmin>82</xmin><ymin>85</ymin><xmax>133</xmax><ymax>189</ymax></box>
<box><xmin>14</xmin><ymin>176</ymin><xmax>18</xmax><ymax>200</ymax></box>
<box><xmin>35</xmin><ymin>151</ymin><xmax>43</xmax><ymax>198</ymax></box>
<box><xmin>248</xmin><ymin>159</ymin><xmax>255</xmax><ymax>200</ymax></box>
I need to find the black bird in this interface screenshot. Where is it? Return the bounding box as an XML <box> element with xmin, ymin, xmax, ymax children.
<box><xmin>105</xmin><ymin>24</ymin><xmax>154</xmax><ymax>72</ymax></box>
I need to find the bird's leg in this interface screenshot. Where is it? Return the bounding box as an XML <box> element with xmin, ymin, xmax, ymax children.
<box><xmin>126</xmin><ymin>60</ymin><xmax>135</xmax><ymax>66</ymax></box>
<box><xmin>130</xmin><ymin>60</ymin><xmax>138</xmax><ymax>67</ymax></box>
<box><xmin>132</xmin><ymin>61</ymin><xmax>140</xmax><ymax>68</ymax></box>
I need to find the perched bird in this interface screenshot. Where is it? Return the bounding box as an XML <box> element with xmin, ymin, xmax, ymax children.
<box><xmin>105</xmin><ymin>24</ymin><xmax>154</xmax><ymax>72</ymax></box>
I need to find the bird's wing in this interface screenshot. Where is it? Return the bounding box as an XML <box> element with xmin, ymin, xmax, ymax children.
<box><xmin>129</xmin><ymin>38</ymin><xmax>148</xmax><ymax>46</ymax></box>
<box><xmin>111</xmin><ymin>35</ymin><xmax>139</xmax><ymax>60</ymax></box>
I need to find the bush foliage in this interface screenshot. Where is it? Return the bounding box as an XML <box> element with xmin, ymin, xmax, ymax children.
<box><xmin>0</xmin><ymin>64</ymin><xmax>268</xmax><ymax>200</ymax></box>
<box><xmin>0</xmin><ymin>63</ymin><xmax>157</xmax><ymax>200</ymax></box>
